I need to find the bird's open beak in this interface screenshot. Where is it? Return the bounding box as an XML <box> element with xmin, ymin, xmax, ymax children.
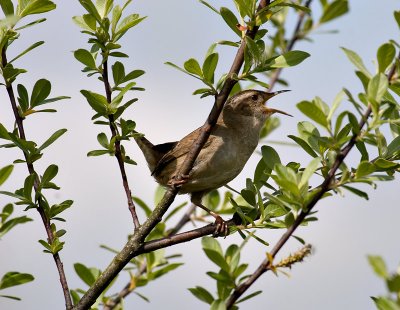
<box><xmin>262</xmin><ymin>90</ymin><xmax>292</xmax><ymax>117</ymax></box>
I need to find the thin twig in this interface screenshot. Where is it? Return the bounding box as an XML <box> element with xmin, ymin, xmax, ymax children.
<box><xmin>1</xmin><ymin>48</ymin><xmax>73</xmax><ymax>310</ymax></box>
<box><xmin>102</xmin><ymin>59</ymin><xmax>140</xmax><ymax>229</ymax></box>
<box><xmin>225</xmin><ymin>42</ymin><xmax>400</xmax><ymax>310</ymax></box>
<box><xmin>74</xmin><ymin>2</ymin><xmax>270</xmax><ymax>309</ymax></box>
<box><xmin>268</xmin><ymin>0</ymin><xmax>312</xmax><ymax>90</ymax></box>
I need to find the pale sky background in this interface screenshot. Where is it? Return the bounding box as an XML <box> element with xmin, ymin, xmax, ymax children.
<box><xmin>1</xmin><ymin>1</ymin><xmax>400</xmax><ymax>309</ymax></box>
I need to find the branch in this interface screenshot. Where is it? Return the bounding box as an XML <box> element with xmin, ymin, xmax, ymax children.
<box><xmin>74</xmin><ymin>1</ymin><xmax>271</xmax><ymax>309</ymax></box>
<box><xmin>103</xmin><ymin>204</ymin><xmax>204</xmax><ymax>310</ymax></box>
<box><xmin>1</xmin><ymin>48</ymin><xmax>73</xmax><ymax>310</ymax></box>
<box><xmin>102</xmin><ymin>59</ymin><xmax>140</xmax><ymax>229</ymax></box>
<box><xmin>225</xmin><ymin>45</ymin><xmax>400</xmax><ymax>310</ymax></box>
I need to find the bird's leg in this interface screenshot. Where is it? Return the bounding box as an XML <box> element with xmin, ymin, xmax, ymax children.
<box><xmin>167</xmin><ymin>174</ymin><xmax>190</xmax><ymax>188</ymax></box>
<box><xmin>191</xmin><ymin>194</ymin><xmax>229</xmax><ymax>237</ymax></box>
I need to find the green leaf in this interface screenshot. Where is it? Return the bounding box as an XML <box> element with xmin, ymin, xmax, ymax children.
<box><xmin>188</xmin><ymin>286</ymin><xmax>214</xmax><ymax>304</ymax></box>
<box><xmin>261</xmin><ymin>145</ymin><xmax>281</xmax><ymax>170</ymax></box>
<box><xmin>0</xmin><ymin>165</ymin><xmax>13</xmax><ymax>186</ymax></box>
<box><xmin>0</xmin><ymin>215</ymin><xmax>32</xmax><ymax>238</ymax></box>
<box><xmin>367</xmin><ymin>255</ymin><xmax>388</xmax><ymax>278</ymax></box>
<box><xmin>49</xmin><ymin>200</ymin><xmax>73</xmax><ymax>218</ymax></box>
<box><xmin>372</xmin><ymin>297</ymin><xmax>400</xmax><ymax>310</ymax></box>
<box><xmin>0</xmin><ymin>0</ymin><xmax>14</xmax><ymax>15</ymax></box>
<box><xmin>184</xmin><ymin>58</ymin><xmax>203</xmax><ymax>77</ymax></box>
<box><xmin>377</xmin><ymin>43</ymin><xmax>396</xmax><ymax>73</ymax></box>
<box><xmin>203</xmin><ymin>53</ymin><xmax>219</xmax><ymax>84</ymax></box>
<box><xmin>297</xmin><ymin>100</ymin><xmax>328</xmax><ymax>127</ymax></box>
<box><xmin>152</xmin><ymin>263</ymin><xmax>183</xmax><ymax>279</ymax></box>
<box><xmin>341</xmin><ymin>47</ymin><xmax>371</xmax><ymax>77</ymax></box>
<box><xmin>41</xmin><ymin>164</ymin><xmax>58</xmax><ymax>187</ymax></box>
<box><xmin>327</xmin><ymin>90</ymin><xmax>344</xmax><ymax>122</ymax></box>
<box><xmin>122</xmin><ymin>69</ymin><xmax>145</xmax><ymax>83</ymax></box>
<box><xmin>97</xmin><ymin>133</ymin><xmax>108</xmax><ymax>149</ymax></box>
<box><xmin>245</xmin><ymin>37</ymin><xmax>261</xmax><ymax>63</ymax></box>
<box><xmin>114</xmin><ymin>14</ymin><xmax>146</xmax><ymax>40</ymax></box>
<box><xmin>199</xmin><ymin>0</ymin><xmax>219</xmax><ymax>14</ymax></box>
<box><xmin>269</xmin><ymin>50</ymin><xmax>310</xmax><ymax>68</ymax></box>
<box><xmin>319</xmin><ymin>0</ymin><xmax>348</xmax><ymax>23</ymax></box>
<box><xmin>87</xmin><ymin>149</ymin><xmax>111</xmax><ymax>156</ymax></box>
<box><xmin>74</xmin><ymin>263</ymin><xmax>97</xmax><ymax>286</ymax></box>
<box><xmin>299</xmin><ymin>158</ymin><xmax>320</xmax><ymax>189</ymax></box>
<box><xmin>287</xmin><ymin>135</ymin><xmax>318</xmax><ymax>157</ymax></box>
<box><xmin>210</xmin><ymin>299</ymin><xmax>226</xmax><ymax>310</ymax></box>
<box><xmin>38</xmin><ymin>129</ymin><xmax>67</xmax><ymax>151</ymax></box>
<box><xmin>220</xmin><ymin>7</ymin><xmax>241</xmax><ymax>37</ymax></box>
<box><xmin>110</xmin><ymin>82</ymin><xmax>135</xmax><ymax>110</ymax></box>
<box><xmin>385</xmin><ymin>135</ymin><xmax>400</xmax><ymax>159</ymax></box>
<box><xmin>342</xmin><ymin>185</ymin><xmax>369</xmax><ymax>200</ymax></box>
<box><xmin>374</xmin><ymin>159</ymin><xmax>399</xmax><ymax>170</ymax></box>
<box><xmin>9</xmin><ymin>41</ymin><xmax>44</xmax><ymax>64</ymax></box>
<box><xmin>74</xmin><ymin>49</ymin><xmax>96</xmax><ymax>70</ymax></box>
<box><xmin>78</xmin><ymin>0</ymin><xmax>102</xmax><ymax>23</ymax></box>
<box><xmin>355</xmin><ymin>161</ymin><xmax>375</xmax><ymax>178</ymax></box>
<box><xmin>14</xmin><ymin>17</ymin><xmax>46</xmax><ymax>31</ymax></box>
<box><xmin>18</xmin><ymin>0</ymin><xmax>56</xmax><ymax>17</ymax></box>
<box><xmin>0</xmin><ymin>272</ymin><xmax>34</xmax><ymax>290</ymax></box>
<box><xmin>31</xmin><ymin>79</ymin><xmax>51</xmax><ymax>108</ymax></box>
<box><xmin>80</xmin><ymin>90</ymin><xmax>108</xmax><ymax>115</ymax></box>
<box><xmin>234</xmin><ymin>0</ymin><xmax>255</xmax><ymax>18</ymax></box>
<box><xmin>394</xmin><ymin>11</ymin><xmax>400</xmax><ymax>29</ymax></box>
<box><xmin>2</xmin><ymin>64</ymin><xmax>27</xmax><ymax>84</ymax></box>
<box><xmin>202</xmin><ymin>237</ymin><xmax>230</xmax><ymax>272</ymax></box>
<box><xmin>95</xmin><ymin>0</ymin><xmax>113</xmax><ymax>18</ymax></box>
<box><xmin>17</xmin><ymin>84</ymin><xmax>29</xmax><ymax>112</ymax></box>
<box><xmin>236</xmin><ymin>290</ymin><xmax>262</xmax><ymax>304</ymax></box>
<box><xmin>367</xmin><ymin>73</ymin><xmax>388</xmax><ymax>104</ymax></box>
<box><xmin>112</xmin><ymin>61</ymin><xmax>125</xmax><ymax>85</ymax></box>
<box><xmin>0</xmin><ymin>123</ymin><xmax>11</xmax><ymax>140</ymax></box>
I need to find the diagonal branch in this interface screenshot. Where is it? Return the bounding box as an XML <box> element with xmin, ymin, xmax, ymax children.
<box><xmin>103</xmin><ymin>1</ymin><xmax>318</xmax><ymax>307</ymax></box>
<box><xmin>1</xmin><ymin>48</ymin><xmax>73</xmax><ymax>310</ymax></box>
<box><xmin>74</xmin><ymin>1</ymin><xmax>271</xmax><ymax>309</ymax></box>
<box><xmin>102</xmin><ymin>59</ymin><xmax>140</xmax><ymax>229</ymax></box>
<box><xmin>225</xmin><ymin>48</ymin><xmax>400</xmax><ymax>310</ymax></box>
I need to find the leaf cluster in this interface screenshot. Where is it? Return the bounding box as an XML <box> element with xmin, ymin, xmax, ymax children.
<box><xmin>368</xmin><ymin>255</ymin><xmax>400</xmax><ymax>310</ymax></box>
<box><xmin>189</xmin><ymin>237</ymin><xmax>258</xmax><ymax>309</ymax></box>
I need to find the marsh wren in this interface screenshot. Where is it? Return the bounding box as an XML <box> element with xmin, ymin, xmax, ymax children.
<box><xmin>135</xmin><ymin>89</ymin><xmax>290</xmax><ymax>236</ymax></box>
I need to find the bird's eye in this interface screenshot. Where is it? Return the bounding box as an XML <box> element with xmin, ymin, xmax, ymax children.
<box><xmin>251</xmin><ymin>94</ymin><xmax>258</xmax><ymax>101</ymax></box>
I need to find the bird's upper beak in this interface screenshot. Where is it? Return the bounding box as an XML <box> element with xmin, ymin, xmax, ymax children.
<box><xmin>262</xmin><ymin>90</ymin><xmax>292</xmax><ymax>117</ymax></box>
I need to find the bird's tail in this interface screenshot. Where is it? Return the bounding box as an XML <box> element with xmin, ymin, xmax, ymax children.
<box><xmin>134</xmin><ymin>135</ymin><xmax>163</xmax><ymax>172</ymax></box>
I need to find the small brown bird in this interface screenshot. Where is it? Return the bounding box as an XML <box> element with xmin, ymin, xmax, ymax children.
<box><xmin>135</xmin><ymin>89</ymin><xmax>290</xmax><ymax>236</ymax></box>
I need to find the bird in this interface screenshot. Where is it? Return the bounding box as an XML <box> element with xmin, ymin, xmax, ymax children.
<box><xmin>134</xmin><ymin>89</ymin><xmax>291</xmax><ymax>236</ymax></box>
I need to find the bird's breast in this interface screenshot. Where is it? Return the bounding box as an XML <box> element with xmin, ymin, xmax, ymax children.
<box><xmin>178</xmin><ymin>126</ymin><xmax>260</xmax><ymax>194</ymax></box>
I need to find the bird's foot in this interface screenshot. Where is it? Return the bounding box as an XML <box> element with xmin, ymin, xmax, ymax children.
<box><xmin>212</xmin><ymin>215</ymin><xmax>229</xmax><ymax>238</ymax></box>
<box><xmin>167</xmin><ymin>174</ymin><xmax>190</xmax><ymax>188</ymax></box>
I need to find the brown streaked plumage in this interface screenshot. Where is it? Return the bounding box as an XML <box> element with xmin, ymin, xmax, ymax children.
<box><xmin>135</xmin><ymin>89</ymin><xmax>291</xmax><ymax>236</ymax></box>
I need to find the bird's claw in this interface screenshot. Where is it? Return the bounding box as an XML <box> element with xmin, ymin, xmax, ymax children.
<box><xmin>213</xmin><ymin>215</ymin><xmax>229</xmax><ymax>238</ymax></box>
<box><xmin>168</xmin><ymin>174</ymin><xmax>190</xmax><ymax>188</ymax></box>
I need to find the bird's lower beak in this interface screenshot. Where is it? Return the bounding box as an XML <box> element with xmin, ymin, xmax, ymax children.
<box><xmin>264</xmin><ymin>107</ymin><xmax>293</xmax><ymax>117</ymax></box>
<box><xmin>263</xmin><ymin>90</ymin><xmax>292</xmax><ymax>116</ymax></box>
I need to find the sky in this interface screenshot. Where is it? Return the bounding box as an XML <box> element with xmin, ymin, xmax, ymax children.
<box><xmin>1</xmin><ymin>1</ymin><xmax>400</xmax><ymax>309</ymax></box>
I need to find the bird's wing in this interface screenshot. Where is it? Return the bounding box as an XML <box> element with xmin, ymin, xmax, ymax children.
<box><xmin>151</xmin><ymin>127</ymin><xmax>213</xmax><ymax>177</ymax></box>
<box><xmin>153</xmin><ymin>141</ymin><xmax>178</xmax><ymax>154</ymax></box>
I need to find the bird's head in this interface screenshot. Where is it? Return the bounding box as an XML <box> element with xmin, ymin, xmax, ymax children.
<box><xmin>223</xmin><ymin>89</ymin><xmax>291</xmax><ymax>124</ymax></box>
